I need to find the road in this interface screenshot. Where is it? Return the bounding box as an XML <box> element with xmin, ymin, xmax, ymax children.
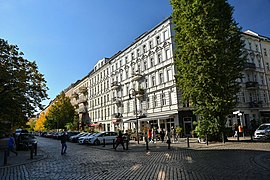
<box><xmin>1</xmin><ymin>136</ymin><xmax>270</xmax><ymax>179</ymax></box>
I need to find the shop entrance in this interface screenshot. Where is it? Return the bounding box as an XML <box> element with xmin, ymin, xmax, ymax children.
<box><xmin>183</xmin><ymin>117</ymin><xmax>192</xmax><ymax>136</ymax></box>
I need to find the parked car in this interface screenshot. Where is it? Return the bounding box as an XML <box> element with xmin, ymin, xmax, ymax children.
<box><xmin>69</xmin><ymin>132</ymin><xmax>88</xmax><ymax>143</ymax></box>
<box><xmin>254</xmin><ymin>123</ymin><xmax>270</xmax><ymax>139</ymax></box>
<box><xmin>16</xmin><ymin>133</ymin><xmax>37</xmax><ymax>150</ymax></box>
<box><xmin>78</xmin><ymin>133</ymin><xmax>96</xmax><ymax>145</ymax></box>
<box><xmin>87</xmin><ymin>131</ymin><xmax>118</xmax><ymax>145</ymax></box>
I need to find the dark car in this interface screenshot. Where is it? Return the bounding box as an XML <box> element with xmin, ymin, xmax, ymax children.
<box><xmin>16</xmin><ymin>133</ymin><xmax>37</xmax><ymax>150</ymax></box>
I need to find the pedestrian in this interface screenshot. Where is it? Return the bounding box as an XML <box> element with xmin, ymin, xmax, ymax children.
<box><xmin>160</xmin><ymin>129</ymin><xmax>165</xmax><ymax>143</ymax></box>
<box><xmin>148</xmin><ymin>129</ymin><xmax>152</xmax><ymax>143</ymax></box>
<box><xmin>233</xmin><ymin>124</ymin><xmax>238</xmax><ymax>137</ymax></box>
<box><xmin>60</xmin><ymin>132</ymin><xmax>68</xmax><ymax>155</ymax></box>
<box><xmin>114</xmin><ymin>130</ymin><xmax>125</xmax><ymax>150</ymax></box>
<box><xmin>8</xmin><ymin>134</ymin><xmax>17</xmax><ymax>156</ymax></box>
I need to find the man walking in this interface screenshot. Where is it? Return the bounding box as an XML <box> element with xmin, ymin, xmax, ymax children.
<box><xmin>60</xmin><ymin>132</ymin><xmax>67</xmax><ymax>155</ymax></box>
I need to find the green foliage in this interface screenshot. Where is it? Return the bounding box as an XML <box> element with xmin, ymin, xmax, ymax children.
<box><xmin>175</xmin><ymin>126</ymin><xmax>183</xmax><ymax>136</ymax></box>
<box><xmin>44</xmin><ymin>92</ymin><xmax>75</xmax><ymax>130</ymax></box>
<box><xmin>0</xmin><ymin>38</ymin><xmax>48</xmax><ymax>127</ymax></box>
<box><xmin>171</xmin><ymin>0</ymin><xmax>246</xmax><ymax>138</ymax></box>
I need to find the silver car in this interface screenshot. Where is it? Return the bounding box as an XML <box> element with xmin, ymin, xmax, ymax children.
<box><xmin>87</xmin><ymin>131</ymin><xmax>118</xmax><ymax>145</ymax></box>
<box><xmin>254</xmin><ymin>123</ymin><xmax>270</xmax><ymax>139</ymax></box>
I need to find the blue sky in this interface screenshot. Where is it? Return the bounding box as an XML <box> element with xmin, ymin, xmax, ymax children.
<box><xmin>0</xmin><ymin>0</ymin><xmax>270</xmax><ymax>108</ymax></box>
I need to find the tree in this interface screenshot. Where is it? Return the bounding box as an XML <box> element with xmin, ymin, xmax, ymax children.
<box><xmin>34</xmin><ymin>106</ymin><xmax>51</xmax><ymax>132</ymax></box>
<box><xmin>0</xmin><ymin>38</ymin><xmax>48</xmax><ymax>128</ymax></box>
<box><xmin>26</xmin><ymin>118</ymin><xmax>36</xmax><ymax>132</ymax></box>
<box><xmin>171</xmin><ymin>0</ymin><xmax>245</xmax><ymax>141</ymax></box>
<box><xmin>45</xmin><ymin>92</ymin><xmax>75</xmax><ymax>130</ymax></box>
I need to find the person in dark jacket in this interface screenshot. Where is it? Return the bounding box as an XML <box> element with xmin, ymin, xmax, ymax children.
<box><xmin>60</xmin><ymin>132</ymin><xmax>68</xmax><ymax>155</ymax></box>
<box><xmin>8</xmin><ymin>134</ymin><xmax>17</xmax><ymax>156</ymax></box>
<box><xmin>114</xmin><ymin>130</ymin><xmax>125</xmax><ymax>150</ymax></box>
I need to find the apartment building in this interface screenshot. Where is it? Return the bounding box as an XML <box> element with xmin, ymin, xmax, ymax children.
<box><xmin>61</xmin><ymin>18</ymin><xmax>270</xmax><ymax>135</ymax></box>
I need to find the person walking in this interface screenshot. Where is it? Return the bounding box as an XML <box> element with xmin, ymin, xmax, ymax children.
<box><xmin>114</xmin><ymin>130</ymin><xmax>125</xmax><ymax>150</ymax></box>
<box><xmin>160</xmin><ymin>129</ymin><xmax>165</xmax><ymax>143</ymax></box>
<box><xmin>60</xmin><ymin>132</ymin><xmax>68</xmax><ymax>155</ymax></box>
<box><xmin>8</xmin><ymin>134</ymin><xmax>17</xmax><ymax>156</ymax></box>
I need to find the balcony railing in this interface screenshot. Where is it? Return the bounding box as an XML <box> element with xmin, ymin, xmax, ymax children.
<box><xmin>79</xmin><ymin>86</ymin><xmax>87</xmax><ymax>94</ymax></box>
<box><xmin>244</xmin><ymin>62</ymin><xmax>256</xmax><ymax>70</ymax></box>
<box><xmin>71</xmin><ymin>92</ymin><xmax>79</xmax><ymax>98</ymax></box>
<box><xmin>245</xmin><ymin>81</ymin><xmax>259</xmax><ymax>89</ymax></box>
<box><xmin>111</xmin><ymin>81</ymin><xmax>121</xmax><ymax>90</ymax></box>
<box><xmin>249</xmin><ymin>101</ymin><xmax>263</xmax><ymax>108</ymax></box>
<box><xmin>78</xmin><ymin>106</ymin><xmax>87</xmax><ymax>113</ymax></box>
<box><xmin>112</xmin><ymin>113</ymin><xmax>122</xmax><ymax>118</ymax></box>
<box><xmin>112</xmin><ymin>97</ymin><xmax>122</xmax><ymax>105</ymax></box>
<box><xmin>78</xmin><ymin>96</ymin><xmax>88</xmax><ymax>104</ymax></box>
<box><xmin>131</xmin><ymin>73</ymin><xmax>143</xmax><ymax>81</ymax></box>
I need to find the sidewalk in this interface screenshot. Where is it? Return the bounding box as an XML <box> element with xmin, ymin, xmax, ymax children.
<box><xmin>0</xmin><ymin>147</ymin><xmax>47</xmax><ymax>168</ymax></box>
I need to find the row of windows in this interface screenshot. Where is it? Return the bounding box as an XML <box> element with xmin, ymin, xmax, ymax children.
<box><xmin>89</xmin><ymin>67</ymin><xmax>173</xmax><ymax>98</ymax></box>
<box><xmin>90</xmin><ymin>92</ymin><xmax>173</xmax><ymax>120</ymax></box>
<box><xmin>89</xmin><ymin>29</ymin><xmax>170</xmax><ymax>85</ymax></box>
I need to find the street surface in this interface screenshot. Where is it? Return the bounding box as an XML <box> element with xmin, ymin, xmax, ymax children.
<box><xmin>1</xmin><ymin>136</ymin><xmax>270</xmax><ymax>180</ymax></box>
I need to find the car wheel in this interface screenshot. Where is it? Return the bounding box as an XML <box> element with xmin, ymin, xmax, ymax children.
<box><xmin>94</xmin><ymin>139</ymin><xmax>100</xmax><ymax>145</ymax></box>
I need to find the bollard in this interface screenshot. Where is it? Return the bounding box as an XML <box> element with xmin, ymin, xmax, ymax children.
<box><xmin>126</xmin><ymin>139</ymin><xmax>129</xmax><ymax>150</ymax></box>
<box><xmin>34</xmin><ymin>143</ymin><xmax>37</xmax><ymax>156</ymax></box>
<box><xmin>103</xmin><ymin>139</ymin><xmax>105</xmax><ymax>147</ymax></box>
<box><xmin>145</xmin><ymin>137</ymin><xmax>149</xmax><ymax>150</ymax></box>
<box><xmin>30</xmin><ymin>145</ymin><xmax>33</xmax><ymax>159</ymax></box>
<box><xmin>4</xmin><ymin>149</ymin><xmax>8</xmax><ymax>165</ymax></box>
<box><xmin>168</xmin><ymin>137</ymin><xmax>171</xmax><ymax>149</ymax></box>
<box><xmin>112</xmin><ymin>139</ymin><xmax>115</xmax><ymax>149</ymax></box>
<box><xmin>206</xmin><ymin>134</ymin><xmax>209</xmax><ymax>146</ymax></box>
<box><xmin>187</xmin><ymin>137</ymin><xmax>190</xmax><ymax>148</ymax></box>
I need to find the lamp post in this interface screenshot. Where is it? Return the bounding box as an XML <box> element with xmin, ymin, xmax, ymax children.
<box><xmin>129</xmin><ymin>88</ymin><xmax>139</xmax><ymax>144</ymax></box>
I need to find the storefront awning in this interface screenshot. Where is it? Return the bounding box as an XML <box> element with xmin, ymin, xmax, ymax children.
<box><xmin>112</xmin><ymin>119</ymin><xmax>122</xmax><ymax>124</ymax></box>
<box><xmin>260</xmin><ymin>111</ymin><xmax>270</xmax><ymax>117</ymax></box>
<box><xmin>123</xmin><ymin>113</ymin><xmax>177</xmax><ymax>123</ymax></box>
<box><xmin>88</xmin><ymin>123</ymin><xmax>101</xmax><ymax>127</ymax></box>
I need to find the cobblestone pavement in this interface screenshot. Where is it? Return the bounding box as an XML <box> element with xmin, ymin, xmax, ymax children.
<box><xmin>0</xmin><ymin>137</ymin><xmax>270</xmax><ymax>180</ymax></box>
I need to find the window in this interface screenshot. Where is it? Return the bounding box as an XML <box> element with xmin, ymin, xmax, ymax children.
<box><xmin>159</xmin><ymin>72</ymin><xmax>164</xmax><ymax>84</ymax></box>
<box><xmin>161</xmin><ymin>93</ymin><xmax>166</xmax><ymax>106</ymax></box>
<box><xmin>157</xmin><ymin>53</ymin><xmax>162</xmax><ymax>63</ymax></box>
<box><xmin>242</xmin><ymin>92</ymin><xmax>245</xmax><ymax>103</ymax></box>
<box><xmin>131</xmin><ymin>52</ymin><xmax>135</xmax><ymax>60</ymax></box>
<box><xmin>149</xmin><ymin>41</ymin><xmax>153</xmax><ymax>49</ymax></box>
<box><xmin>152</xmin><ymin>75</ymin><xmax>156</xmax><ymax>86</ymax></box>
<box><xmin>143</xmin><ymin>45</ymin><xmax>147</xmax><ymax>53</ymax></box>
<box><xmin>112</xmin><ymin>65</ymin><xmax>114</xmax><ymax>72</ymax></box>
<box><xmin>145</xmin><ymin>77</ymin><xmax>148</xmax><ymax>89</ymax></box>
<box><xmin>167</xmin><ymin>69</ymin><xmax>172</xmax><ymax>81</ymax></box>
<box><xmin>166</xmin><ymin>49</ymin><xmax>170</xmax><ymax>60</ymax></box>
<box><xmin>255</xmin><ymin>44</ymin><xmax>258</xmax><ymax>51</ymax></box>
<box><xmin>144</xmin><ymin>60</ymin><xmax>147</xmax><ymax>70</ymax></box>
<box><xmin>125</xmin><ymin>56</ymin><xmax>128</xmax><ymax>64</ymax></box>
<box><xmin>150</xmin><ymin>57</ymin><xmax>154</xmax><ymax>67</ymax></box>
<box><xmin>258</xmin><ymin>59</ymin><xmax>262</xmax><ymax>68</ymax></box>
<box><xmin>164</xmin><ymin>30</ymin><xmax>169</xmax><ymax>40</ymax></box>
<box><xmin>120</xmin><ymin>59</ymin><xmax>122</xmax><ymax>66</ymax></box>
<box><xmin>156</xmin><ymin>36</ymin><xmax>161</xmax><ymax>45</ymax></box>
<box><xmin>153</xmin><ymin>95</ymin><xmax>157</xmax><ymax>107</ymax></box>
<box><xmin>127</xmin><ymin>101</ymin><xmax>130</xmax><ymax>112</ymax></box>
<box><xmin>137</xmin><ymin>49</ymin><xmax>140</xmax><ymax>57</ymax></box>
<box><xmin>146</xmin><ymin>97</ymin><xmax>150</xmax><ymax>109</ymax></box>
<box><xmin>120</xmin><ymin>73</ymin><xmax>123</xmax><ymax>81</ymax></box>
<box><xmin>126</xmin><ymin>69</ymin><xmax>129</xmax><ymax>79</ymax></box>
<box><xmin>264</xmin><ymin>48</ymin><xmax>267</xmax><ymax>56</ymax></box>
<box><xmin>261</xmin><ymin>75</ymin><xmax>264</xmax><ymax>85</ymax></box>
<box><xmin>266</xmin><ymin>63</ymin><xmax>270</xmax><ymax>70</ymax></box>
<box><xmin>107</xmin><ymin>94</ymin><xmax>110</xmax><ymax>102</ymax></box>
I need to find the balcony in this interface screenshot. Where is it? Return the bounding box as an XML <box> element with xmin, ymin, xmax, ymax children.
<box><xmin>111</xmin><ymin>81</ymin><xmax>121</xmax><ymax>90</ymax></box>
<box><xmin>79</xmin><ymin>86</ymin><xmax>87</xmax><ymax>94</ymax></box>
<box><xmin>112</xmin><ymin>113</ymin><xmax>122</xmax><ymax>119</ymax></box>
<box><xmin>131</xmin><ymin>73</ymin><xmax>143</xmax><ymax>81</ymax></box>
<box><xmin>112</xmin><ymin>97</ymin><xmax>122</xmax><ymax>106</ymax></box>
<box><xmin>78</xmin><ymin>106</ymin><xmax>87</xmax><ymax>113</ymax></box>
<box><xmin>244</xmin><ymin>62</ymin><xmax>256</xmax><ymax>70</ymax></box>
<box><xmin>249</xmin><ymin>101</ymin><xmax>263</xmax><ymax>108</ymax></box>
<box><xmin>78</xmin><ymin>96</ymin><xmax>88</xmax><ymax>104</ymax></box>
<box><xmin>245</xmin><ymin>81</ymin><xmax>259</xmax><ymax>89</ymax></box>
<box><xmin>71</xmin><ymin>92</ymin><xmax>79</xmax><ymax>99</ymax></box>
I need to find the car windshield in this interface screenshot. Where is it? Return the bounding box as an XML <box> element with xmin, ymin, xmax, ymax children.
<box><xmin>258</xmin><ymin>124</ymin><xmax>270</xmax><ymax>130</ymax></box>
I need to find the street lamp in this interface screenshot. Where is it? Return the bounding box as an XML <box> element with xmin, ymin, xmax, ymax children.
<box><xmin>129</xmin><ymin>88</ymin><xmax>139</xmax><ymax>144</ymax></box>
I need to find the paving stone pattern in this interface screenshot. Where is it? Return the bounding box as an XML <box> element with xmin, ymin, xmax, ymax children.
<box><xmin>0</xmin><ymin>137</ymin><xmax>270</xmax><ymax>180</ymax></box>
